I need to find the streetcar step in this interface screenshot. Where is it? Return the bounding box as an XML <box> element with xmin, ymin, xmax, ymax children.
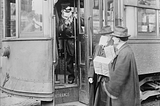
<box><xmin>56</xmin><ymin>101</ymin><xmax>87</xmax><ymax>106</ymax></box>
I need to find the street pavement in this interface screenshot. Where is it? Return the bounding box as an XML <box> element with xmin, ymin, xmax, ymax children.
<box><xmin>0</xmin><ymin>91</ymin><xmax>87</xmax><ymax>106</ymax></box>
<box><xmin>0</xmin><ymin>91</ymin><xmax>41</xmax><ymax>106</ymax></box>
<box><xmin>0</xmin><ymin>66</ymin><xmax>41</xmax><ymax>106</ymax></box>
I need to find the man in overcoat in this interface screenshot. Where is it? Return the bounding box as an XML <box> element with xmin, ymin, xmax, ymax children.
<box><xmin>102</xmin><ymin>26</ymin><xmax>141</xmax><ymax>106</ymax></box>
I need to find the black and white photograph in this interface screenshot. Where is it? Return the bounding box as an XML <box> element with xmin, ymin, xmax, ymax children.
<box><xmin>0</xmin><ymin>0</ymin><xmax>159</xmax><ymax>106</ymax></box>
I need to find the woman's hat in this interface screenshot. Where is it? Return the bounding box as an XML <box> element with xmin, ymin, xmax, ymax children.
<box><xmin>95</xmin><ymin>25</ymin><xmax>113</xmax><ymax>35</ymax></box>
<box><xmin>111</xmin><ymin>26</ymin><xmax>131</xmax><ymax>38</ymax></box>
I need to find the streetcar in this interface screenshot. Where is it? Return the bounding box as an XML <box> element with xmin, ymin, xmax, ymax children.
<box><xmin>1</xmin><ymin>0</ymin><xmax>160</xmax><ymax>106</ymax></box>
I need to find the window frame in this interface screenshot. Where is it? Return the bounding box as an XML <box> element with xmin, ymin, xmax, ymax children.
<box><xmin>3</xmin><ymin>0</ymin><xmax>52</xmax><ymax>39</ymax></box>
<box><xmin>124</xmin><ymin>0</ymin><xmax>160</xmax><ymax>39</ymax></box>
<box><xmin>19</xmin><ymin>0</ymin><xmax>44</xmax><ymax>38</ymax></box>
<box><xmin>3</xmin><ymin>0</ymin><xmax>17</xmax><ymax>38</ymax></box>
<box><xmin>137</xmin><ymin>8</ymin><xmax>157</xmax><ymax>37</ymax></box>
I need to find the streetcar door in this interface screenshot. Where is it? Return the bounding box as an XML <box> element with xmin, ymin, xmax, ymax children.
<box><xmin>54</xmin><ymin>0</ymin><xmax>85</xmax><ymax>104</ymax></box>
<box><xmin>79</xmin><ymin>0</ymin><xmax>114</xmax><ymax>105</ymax></box>
<box><xmin>78</xmin><ymin>0</ymin><xmax>114</xmax><ymax>104</ymax></box>
<box><xmin>78</xmin><ymin>0</ymin><xmax>92</xmax><ymax>104</ymax></box>
<box><xmin>54</xmin><ymin>0</ymin><xmax>92</xmax><ymax>105</ymax></box>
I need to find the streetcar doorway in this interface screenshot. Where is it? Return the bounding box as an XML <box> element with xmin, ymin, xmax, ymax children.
<box><xmin>54</xmin><ymin>0</ymin><xmax>86</xmax><ymax>104</ymax></box>
<box><xmin>54</xmin><ymin>0</ymin><xmax>82</xmax><ymax>87</ymax></box>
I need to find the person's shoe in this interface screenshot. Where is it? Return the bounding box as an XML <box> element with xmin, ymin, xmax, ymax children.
<box><xmin>68</xmin><ymin>75</ymin><xmax>75</xmax><ymax>84</ymax></box>
<box><xmin>68</xmin><ymin>79</ymin><xmax>74</xmax><ymax>84</ymax></box>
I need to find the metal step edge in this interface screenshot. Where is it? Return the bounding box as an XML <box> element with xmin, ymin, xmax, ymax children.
<box><xmin>56</xmin><ymin>101</ymin><xmax>87</xmax><ymax>106</ymax></box>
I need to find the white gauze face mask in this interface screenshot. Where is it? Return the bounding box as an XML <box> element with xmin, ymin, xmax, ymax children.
<box><xmin>61</xmin><ymin>6</ymin><xmax>73</xmax><ymax>20</ymax></box>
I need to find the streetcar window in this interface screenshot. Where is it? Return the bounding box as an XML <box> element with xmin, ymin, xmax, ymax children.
<box><xmin>0</xmin><ymin>0</ymin><xmax>3</xmax><ymax>19</ymax></box>
<box><xmin>137</xmin><ymin>8</ymin><xmax>156</xmax><ymax>35</ymax></box>
<box><xmin>78</xmin><ymin>0</ymin><xmax>84</xmax><ymax>34</ymax></box>
<box><xmin>93</xmin><ymin>0</ymin><xmax>101</xmax><ymax>33</ymax></box>
<box><xmin>92</xmin><ymin>0</ymin><xmax>113</xmax><ymax>47</ymax></box>
<box><xmin>20</xmin><ymin>0</ymin><xmax>43</xmax><ymax>35</ymax></box>
<box><xmin>4</xmin><ymin>0</ymin><xmax>16</xmax><ymax>37</ymax></box>
<box><xmin>106</xmin><ymin>1</ymin><xmax>114</xmax><ymax>29</ymax></box>
<box><xmin>0</xmin><ymin>0</ymin><xmax>3</xmax><ymax>48</ymax></box>
<box><xmin>159</xmin><ymin>11</ymin><xmax>160</xmax><ymax>34</ymax></box>
<box><xmin>92</xmin><ymin>0</ymin><xmax>113</xmax><ymax>34</ymax></box>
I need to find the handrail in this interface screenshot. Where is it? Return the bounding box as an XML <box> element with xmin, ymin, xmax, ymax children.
<box><xmin>52</xmin><ymin>15</ymin><xmax>57</xmax><ymax>65</ymax></box>
<box><xmin>88</xmin><ymin>16</ymin><xmax>93</xmax><ymax>61</ymax></box>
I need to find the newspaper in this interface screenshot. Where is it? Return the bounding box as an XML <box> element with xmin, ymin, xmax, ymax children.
<box><xmin>93</xmin><ymin>45</ymin><xmax>115</xmax><ymax>76</ymax></box>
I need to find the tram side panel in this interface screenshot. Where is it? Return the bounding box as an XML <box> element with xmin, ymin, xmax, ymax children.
<box><xmin>0</xmin><ymin>40</ymin><xmax>53</xmax><ymax>100</ymax></box>
<box><xmin>130</xmin><ymin>41</ymin><xmax>160</xmax><ymax>75</ymax></box>
<box><xmin>129</xmin><ymin>40</ymin><xmax>160</xmax><ymax>102</ymax></box>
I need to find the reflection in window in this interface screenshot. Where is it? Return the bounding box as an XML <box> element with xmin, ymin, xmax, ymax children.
<box><xmin>20</xmin><ymin>0</ymin><xmax>43</xmax><ymax>33</ymax></box>
<box><xmin>93</xmin><ymin>0</ymin><xmax>99</xmax><ymax>9</ymax></box>
<box><xmin>138</xmin><ymin>8</ymin><xmax>156</xmax><ymax>34</ymax></box>
<box><xmin>138</xmin><ymin>0</ymin><xmax>156</xmax><ymax>6</ymax></box>
<box><xmin>159</xmin><ymin>11</ymin><xmax>160</xmax><ymax>34</ymax></box>
<box><xmin>5</xmin><ymin>0</ymin><xmax>16</xmax><ymax>37</ymax></box>
<box><xmin>93</xmin><ymin>0</ymin><xmax>100</xmax><ymax>34</ymax></box>
<box><xmin>0</xmin><ymin>1</ymin><xmax>2</xmax><ymax>19</ymax></box>
<box><xmin>107</xmin><ymin>1</ymin><xmax>114</xmax><ymax>30</ymax></box>
<box><xmin>92</xmin><ymin>0</ymin><xmax>113</xmax><ymax>48</ymax></box>
<box><xmin>10</xmin><ymin>3</ymin><xmax>16</xmax><ymax>36</ymax></box>
<box><xmin>78</xmin><ymin>0</ymin><xmax>85</xmax><ymax>34</ymax></box>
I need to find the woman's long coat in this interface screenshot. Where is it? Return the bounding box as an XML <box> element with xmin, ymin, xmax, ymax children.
<box><xmin>104</xmin><ymin>43</ymin><xmax>141</xmax><ymax>106</ymax></box>
<box><xmin>88</xmin><ymin>45</ymin><xmax>110</xmax><ymax>106</ymax></box>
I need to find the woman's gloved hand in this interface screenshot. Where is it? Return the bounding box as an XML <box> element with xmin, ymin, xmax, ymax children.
<box><xmin>88</xmin><ymin>77</ymin><xmax>93</xmax><ymax>83</ymax></box>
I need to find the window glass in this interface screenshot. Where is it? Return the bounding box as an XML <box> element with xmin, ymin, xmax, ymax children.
<box><xmin>138</xmin><ymin>0</ymin><xmax>156</xmax><ymax>6</ymax></box>
<box><xmin>0</xmin><ymin>0</ymin><xmax>3</xmax><ymax>19</ymax></box>
<box><xmin>10</xmin><ymin>3</ymin><xmax>16</xmax><ymax>36</ymax></box>
<box><xmin>5</xmin><ymin>0</ymin><xmax>16</xmax><ymax>37</ymax></box>
<box><xmin>107</xmin><ymin>1</ymin><xmax>114</xmax><ymax>30</ymax></box>
<box><xmin>92</xmin><ymin>0</ymin><xmax>101</xmax><ymax>48</ymax></box>
<box><xmin>0</xmin><ymin>0</ymin><xmax>3</xmax><ymax>44</ymax></box>
<box><xmin>20</xmin><ymin>0</ymin><xmax>43</xmax><ymax>33</ymax></box>
<box><xmin>78</xmin><ymin>0</ymin><xmax>84</xmax><ymax>34</ymax></box>
<box><xmin>159</xmin><ymin>11</ymin><xmax>160</xmax><ymax>34</ymax></box>
<box><xmin>137</xmin><ymin>8</ymin><xmax>156</xmax><ymax>34</ymax></box>
<box><xmin>93</xmin><ymin>0</ymin><xmax>100</xmax><ymax>34</ymax></box>
<box><xmin>92</xmin><ymin>0</ymin><xmax>114</xmax><ymax>33</ymax></box>
<box><xmin>92</xmin><ymin>0</ymin><xmax>114</xmax><ymax>47</ymax></box>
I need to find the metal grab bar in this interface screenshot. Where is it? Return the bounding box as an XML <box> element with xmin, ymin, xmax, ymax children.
<box><xmin>88</xmin><ymin>16</ymin><xmax>93</xmax><ymax>61</ymax></box>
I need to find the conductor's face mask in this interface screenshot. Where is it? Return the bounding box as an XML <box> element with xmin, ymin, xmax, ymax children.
<box><xmin>61</xmin><ymin>7</ymin><xmax>73</xmax><ymax>19</ymax></box>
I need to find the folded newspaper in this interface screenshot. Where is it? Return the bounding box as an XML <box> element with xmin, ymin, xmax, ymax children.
<box><xmin>93</xmin><ymin>45</ymin><xmax>115</xmax><ymax>76</ymax></box>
